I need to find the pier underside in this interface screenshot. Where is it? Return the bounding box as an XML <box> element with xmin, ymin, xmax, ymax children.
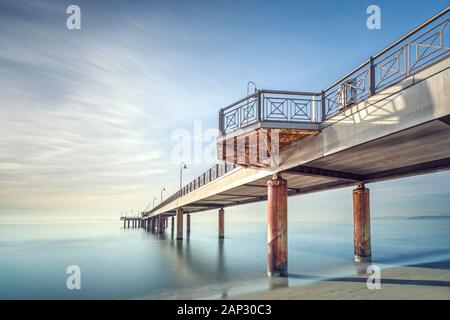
<box><xmin>173</xmin><ymin>117</ymin><xmax>450</xmax><ymax>214</ymax></box>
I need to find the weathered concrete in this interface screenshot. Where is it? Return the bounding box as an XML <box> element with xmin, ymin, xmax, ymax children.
<box><xmin>176</xmin><ymin>208</ymin><xmax>183</xmax><ymax>240</ymax></box>
<box><xmin>159</xmin><ymin>215</ymin><xmax>165</xmax><ymax>233</ymax></box>
<box><xmin>186</xmin><ymin>214</ymin><xmax>191</xmax><ymax>237</ymax></box>
<box><xmin>267</xmin><ymin>173</ymin><xmax>288</xmax><ymax>277</ymax></box>
<box><xmin>353</xmin><ymin>185</ymin><xmax>371</xmax><ymax>262</ymax></box>
<box><xmin>218</xmin><ymin>208</ymin><xmax>224</xmax><ymax>239</ymax></box>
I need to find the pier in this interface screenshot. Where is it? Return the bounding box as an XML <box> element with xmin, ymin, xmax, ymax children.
<box><xmin>122</xmin><ymin>8</ymin><xmax>450</xmax><ymax>277</ymax></box>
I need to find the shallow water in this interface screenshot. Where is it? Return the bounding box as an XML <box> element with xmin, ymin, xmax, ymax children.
<box><xmin>0</xmin><ymin>217</ymin><xmax>449</xmax><ymax>299</ymax></box>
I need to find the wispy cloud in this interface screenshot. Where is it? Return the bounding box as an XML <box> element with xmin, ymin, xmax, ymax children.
<box><xmin>0</xmin><ymin>0</ymin><xmax>222</xmax><ymax>216</ymax></box>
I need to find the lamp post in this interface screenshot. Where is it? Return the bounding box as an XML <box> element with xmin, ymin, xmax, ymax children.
<box><xmin>247</xmin><ymin>81</ymin><xmax>257</xmax><ymax>96</ymax></box>
<box><xmin>180</xmin><ymin>162</ymin><xmax>187</xmax><ymax>190</ymax></box>
<box><xmin>152</xmin><ymin>197</ymin><xmax>157</xmax><ymax>209</ymax></box>
<box><xmin>160</xmin><ymin>186</ymin><xmax>166</xmax><ymax>203</ymax></box>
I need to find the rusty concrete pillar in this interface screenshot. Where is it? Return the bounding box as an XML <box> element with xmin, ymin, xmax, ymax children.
<box><xmin>123</xmin><ymin>219</ymin><xmax>126</xmax><ymax>228</ymax></box>
<box><xmin>186</xmin><ymin>214</ymin><xmax>191</xmax><ymax>237</ymax></box>
<box><xmin>159</xmin><ymin>215</ymin><xmax>165</xmax><ymax>233</ymax></box>
<box><xmin>176</xmin><ymin>208</ymin><xmax>183</xmax><ymax>240</ymax></box>
<box><xmin>267</xmin><ymin>173</ymin><xmax>288</xmax><ymax>277</ymax></box>
<box><xmin>151</xmin><ymin>218</ymin><xmax>155</xmax><ymax>232</ymax></box>
<box><xmin>127</xmin><ymin>220</ymin><xmax>130</xmax><ymax>228</ymax></box>
<box><xmin>171</xmin><ymin>216</ymin><xmax>174</xmax><ymax>233</ymax></box>
<box><xmin>353</xmin><ymin>184</ymin><xmax>371</xmax><ymax>262</ymax></box>
<box><xmin>218</xmin><ymin>208</ymin><xmax>224</xmax><ymax>239</ymax></box>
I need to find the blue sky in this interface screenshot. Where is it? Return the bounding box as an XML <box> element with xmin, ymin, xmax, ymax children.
<box><xmin>0</xmin><ymin>0</ymin><xmax>449</xmax><ymax>223</ymax></box>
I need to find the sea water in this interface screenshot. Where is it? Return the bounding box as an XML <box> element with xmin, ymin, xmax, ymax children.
<box><xmin>0</xmin><ymin>217</ymin><xmax>449</xmax><ymax>299</ymax></box>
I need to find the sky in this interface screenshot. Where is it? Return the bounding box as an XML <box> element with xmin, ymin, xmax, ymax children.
<box><xmin>0</xmin><ymin>0</ymin><xmax>449</xmax><ymax>223</ymax></box>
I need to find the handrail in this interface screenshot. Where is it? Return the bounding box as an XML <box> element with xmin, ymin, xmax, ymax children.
<box><xmin>323</xmin><ymin>6</ymin><xmax>449</xmax><ymax>93</ymax></box>
<box><xmin>221</xmin><ymin>92</ymin><xmax>259</xmax><ymax>112</ymax></box>
<box><xmin>148</xmin><ymin>161</ymin><xmax>237</xmax><ymax>214</ymax></box>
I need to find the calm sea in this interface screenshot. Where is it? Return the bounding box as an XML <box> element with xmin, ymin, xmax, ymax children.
<box><xmin>0</xmin><ymin>217</ymin><xmax>449</xmax><ymax>299</ymax></box>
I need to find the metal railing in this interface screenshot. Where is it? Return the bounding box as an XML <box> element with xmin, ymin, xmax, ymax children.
<box><xmin>149</xmin><ymin>161</ymin><xmax>237</xmax><ymax>214</ymax></box>
<box><xmin>219</xmin><ymin>7</ymin><xmax>450</xmax><ymax>133</ymax></box>
<box><xmin>219</xmin><ymin>90</ymin><xmax>321</xmax><ymax>133</ymax></box>
<box><xmin>148</xmin><ymin>7</ymin><xmax>450</xmax><ymax>215</ymax></box>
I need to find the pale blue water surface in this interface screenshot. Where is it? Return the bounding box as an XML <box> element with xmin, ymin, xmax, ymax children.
<box><xmin>0</xmin><ymin>217</ymin><xmax>449</xmax><ymax>299</ymax></box>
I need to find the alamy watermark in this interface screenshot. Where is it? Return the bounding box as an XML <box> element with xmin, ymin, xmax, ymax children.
<box><xmin>66</xmin><ymin>265</ymin><xmax>81</xmax><ymax>290</ymax></box>
<box><xmin>66</xmin><ymin>5</ymin><xmax>81</xmax><ymax>30</ymax></box>
<box><xmin>366</xmin><ymin>5</ymin><xmax>381</xmax><ymax>30</ymax></box>
<box><xmin>366</xmin><ymin>264</ymin><xmax>381</xmax><ymax>290</ymax></box>
<box><xmin>170</xmin><ymin>121</ymin><xmax>281</xmax><ymax>168</ymax></box>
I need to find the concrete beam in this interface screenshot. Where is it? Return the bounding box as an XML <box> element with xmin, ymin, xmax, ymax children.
<box><xmin>364</xmin><ymin>157</ymin><xmax>450</xmax><ymax>183</ymax></box>
<box><xmin>286</xmin><ymin>165</ymin><xmax>364</xmax><ymax>181</ymax></box>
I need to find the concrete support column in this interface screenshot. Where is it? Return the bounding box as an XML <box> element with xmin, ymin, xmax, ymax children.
<box><xmin>186</xmin><ymin>214</ymin><xmax>191</xmax><ymax>237</ymax></box>
<box><xmin>151</xmin><ymin>218</ymin><xmax>155</xmax><ymax>232</ymax></box>
<box><xmin>218</xmin><ymin>208</ymin><xmax>224</xmax><ymax>239</ymax></box>
<box><xmin>176</xmin><ymin>208</ymin><xmax>183</xmax><ymax>240</ymax></box>
<box><xmin>171</xmin><ymin>216</ymin><xmax>175</xmax><ymax>233</ymax></box>
<box><xmin>123</xmin><ymin>220</ymin><xmax>126</xmax><ymax>228</ymax></box>
<box><xmin>127</xmin><ymin>220</ymin><xmax>130</xmax><ymax>228</ymax></box>
<box><xmin>267</xmin><ymin>173</ymin><xmax>288</xmax><ymax>277</ymax></box>
<box><xmin>353</xmin><ymin>184</ymin><xmax>371</xmax><ymax>262</ymax></box>
<box><xmin>159</xmin><ymin>215</ymin><xmax>165</xmax><ymax>233</ymax></box>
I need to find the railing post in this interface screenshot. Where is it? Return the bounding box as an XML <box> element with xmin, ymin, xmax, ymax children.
<box><xmin>406</xmin><ymin>44</ymin><xmax>411</xmax><ymax>76</ymax></box>
<box><xmin>320</xmin><ymin>90</ymin><xmax>326</xmax><ymax>121</ymax></box>
<box><xmin>369</xmin><ymin>57</ymin><xmax>375</xmax><ymax>96</ymax></box>
<box><xmin>257</xmin><ymin>90</ymin><xmax>262</xmax><ymax>122</ymax></box>
<box><xmin>219</xmin><ymin>109</ymin><xmax>224</xmax><ymax>135</ymax></box>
